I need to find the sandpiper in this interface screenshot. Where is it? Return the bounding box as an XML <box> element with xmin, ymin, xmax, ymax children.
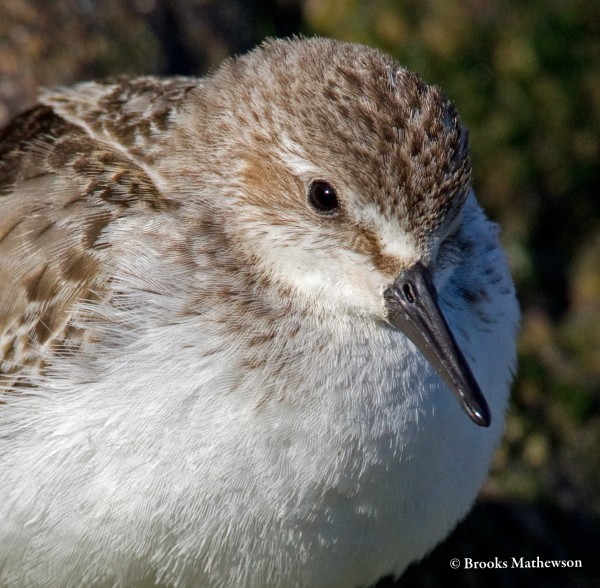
<box><xmin>0</xmin><ymin>37</ymin><xmax>519</xmax><ymax>587</ymax></box>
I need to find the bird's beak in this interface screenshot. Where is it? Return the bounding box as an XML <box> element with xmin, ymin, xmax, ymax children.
<box><xmin>383</xmin><ymin>262</ymin><xmax>491</xmax><ymax>427</ymax></box>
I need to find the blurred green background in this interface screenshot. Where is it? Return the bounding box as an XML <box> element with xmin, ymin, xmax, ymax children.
<box><xmin>1</xmin><ymin>1</ymin><xmax>598</xmax><ymax>586</ymax></box>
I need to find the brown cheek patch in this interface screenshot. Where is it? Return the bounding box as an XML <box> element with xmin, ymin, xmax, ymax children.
<box><xmin>350</xmin><ymin>222</ymin><xmax>402</xmax><ymax>278</ymax></box>
<box><xmin>238</xmin><ymin>153</ymin><xmax>276</xmax><ymax>207</ymax></box>
<box><xmin>238</xmin><ymin>151</ymin><xmax>308</xmax><ymax>217</ymax></box>
<box><xmin>372</xmin><ymin>251</ymin><xmax>402</xmax><ymax>277</ymax></box>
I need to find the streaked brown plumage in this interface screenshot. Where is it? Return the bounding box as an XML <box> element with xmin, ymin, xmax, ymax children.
<box><xmin>0</xmin><ymin>38</ymin><xmax>518</xmax><ymax>588</ymax></box>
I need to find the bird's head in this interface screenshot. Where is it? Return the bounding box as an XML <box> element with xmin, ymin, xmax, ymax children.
<box><xmin>183</xmin><ymin>37</ymin><xmax>490</xmax><ymax>426</ymax></box>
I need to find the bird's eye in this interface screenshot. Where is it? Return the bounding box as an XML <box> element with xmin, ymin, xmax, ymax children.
<box><xmin>308</xmin><ymin>180</ymin><xmax>339</xmax><ymax>215</ymax></box>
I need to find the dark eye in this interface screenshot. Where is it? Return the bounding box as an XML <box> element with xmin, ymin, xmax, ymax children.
<box><xmin>308</xmin><ymin>180</ymin><xmax>339</xmax><ymax>215</ymax></box>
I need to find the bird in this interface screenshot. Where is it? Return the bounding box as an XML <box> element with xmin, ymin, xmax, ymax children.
<box><xmin>0</xmin><ymin>37</ymin><xmax>519</xmax><ymax>588</ymax></box>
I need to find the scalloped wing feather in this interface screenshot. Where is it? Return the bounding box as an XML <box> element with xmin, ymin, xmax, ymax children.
<box><xmin>0</xmin><ymin>78</ymin><xmax>195</xmax><ymax>390</ymax></box>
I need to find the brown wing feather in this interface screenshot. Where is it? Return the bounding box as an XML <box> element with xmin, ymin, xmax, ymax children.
<box><xmin>0</xmin><ymin>81</ymin><xmax>187</xmax><ymax>390</ymax></box>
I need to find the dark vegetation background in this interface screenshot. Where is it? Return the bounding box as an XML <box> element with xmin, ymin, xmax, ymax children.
<box><xmin>1</xmin><ymin>1</ymin><xmax>598</xmax><ymax>586</ymax></box>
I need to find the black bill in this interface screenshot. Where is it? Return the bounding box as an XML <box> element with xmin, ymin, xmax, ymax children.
<box><xmin>383</xmin><ymin>262</ymin><xmax>491</xmax><ymax>427</ymax></box>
